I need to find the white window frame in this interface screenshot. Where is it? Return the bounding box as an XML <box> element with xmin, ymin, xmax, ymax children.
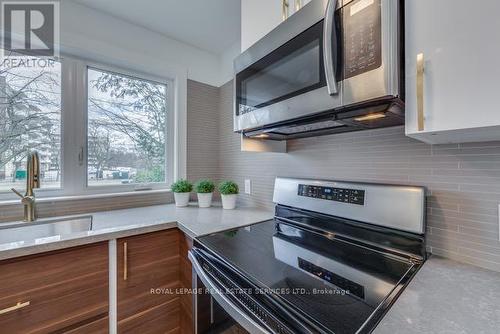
<box><xmin>0</xmin><ymin>52</ymin><xmax>187</xmax><ymax>201</ymax></box>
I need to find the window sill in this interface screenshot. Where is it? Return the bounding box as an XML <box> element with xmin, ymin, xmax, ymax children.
<box><xmin>0</xmin><ymin>189</ymin><xmax>172</xmax><ymax>207</ymax></box>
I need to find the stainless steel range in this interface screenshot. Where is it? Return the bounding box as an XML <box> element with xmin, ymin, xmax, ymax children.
<box><xmin>189</xmin><ymin>177</ymin><xmax>426</xmax><ymax>333</ymax></box>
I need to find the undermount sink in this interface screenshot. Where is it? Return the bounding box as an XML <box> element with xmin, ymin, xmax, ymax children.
<box><xmin>0</xmin><ymin>215</ymin><xmax>93</xmax><ymax>246</ymax></box>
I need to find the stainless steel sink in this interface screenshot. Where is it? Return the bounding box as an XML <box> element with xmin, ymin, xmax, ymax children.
<box><xmin>0</xmin><ymin>215</ymin><xmax>93</xmax><ymax>245</ymax></box>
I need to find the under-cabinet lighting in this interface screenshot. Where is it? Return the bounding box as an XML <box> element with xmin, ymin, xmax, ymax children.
<box><xmin>354</xmin><ymin>113</ymin><xmax>386</xmax><ymax>122</ymax></box>
<box><xmin>253</xmin><ymin>134</ymin><xmax>270</xmax><ymax>139</ymax></box>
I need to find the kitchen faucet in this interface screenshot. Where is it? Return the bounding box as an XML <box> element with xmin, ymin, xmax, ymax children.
<box><xmin>11</xmin><ymin>151</ymin><xmax>41</xmax><ymax>222</ymax></box>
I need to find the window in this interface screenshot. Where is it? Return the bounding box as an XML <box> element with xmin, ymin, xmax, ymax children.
<box><xmin>0</xmin><ymin>53</ymin><xmax>62</xmax><ymax>192</ymax></box>
<box><xmin>0</xmin><ymin>50</ymin><xmax>184</xmax><ymax>200</ymax></box>
<box><xmin>87</xmin><ymin>68</ymin><xmax>168</xmax><ymax>187</ymax></box>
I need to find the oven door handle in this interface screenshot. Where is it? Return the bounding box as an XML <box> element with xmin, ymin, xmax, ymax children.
<box><xmin>188</xmin><ymin>250</ymin><xmax>271</xmax><ymax>334</ymax></box>
<box><xmin>323</xmin><ymin>0</ymin><xmax>339</xmax><ymax>95</ymax></box>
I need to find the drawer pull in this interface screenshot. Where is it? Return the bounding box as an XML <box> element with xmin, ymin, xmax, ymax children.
<box><xmin>0</xmin><ymin>301</ymin><xmax>30</xmax><ymax>315</ymax></box>
<box><xmin>416</xmin><ymin>53</ymin><xmax>425</xmax><ymax>131</ymax></box>
<box><xmin>123</xmin><ymin>242</ymin><xmax>128</xmax><ymax>281</ymax></box>
<box><xmin>282</xmin><ymin>0</ymin><xmax>289</xmax><ymax>21</ymax></box>
<box><xmin>295</xmin><ymin>0</ymin><xmax>302</xmax><ymax>11</ymax></box>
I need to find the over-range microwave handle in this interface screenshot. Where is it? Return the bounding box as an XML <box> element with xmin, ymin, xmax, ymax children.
<box><xmin>188</xmin><ymin>250</ymin><xmax>271</xmax><ymax>334</ymax></box>
<box><xmin>323</xmin><ymin>0</ymin><xmax>339</xmax><ymax>95</ymax></box>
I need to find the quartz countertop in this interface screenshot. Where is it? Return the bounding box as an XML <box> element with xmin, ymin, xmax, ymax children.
<box><xmin>374</xmin><ymin>255</ymin><xmax>500</xmax><ymax>334</ymax></box>
<box><xmin>0</xmin><ymin>203</ymin><xmax>274</xmax><ymax>260</ymax></box>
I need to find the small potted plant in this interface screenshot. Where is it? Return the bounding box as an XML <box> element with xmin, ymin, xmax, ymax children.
<box><xmin>194</xmin><ymin>179</ymin><xmax>215</xmax><ymax>208</ymax></box>
<box><xmin>218</xmin><ymin>181</ymin><xmax>239</xmax><ymax>210</ymax></box>
<box><xmin>171</xmin><ymin>179</ymin><xmax>192</xmax><ymax>207</ymax></box>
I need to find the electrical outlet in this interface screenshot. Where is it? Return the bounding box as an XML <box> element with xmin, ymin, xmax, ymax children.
<box><xmin>245</xmin><ymin>179</ymin><xmax>251</xmax><ymax>195</ymax></box>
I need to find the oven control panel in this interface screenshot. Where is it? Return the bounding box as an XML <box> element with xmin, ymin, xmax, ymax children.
<box><xmin>298</xmin><ymin>184</ymin><xmax>365</xmax><ymax>205</ymax></box>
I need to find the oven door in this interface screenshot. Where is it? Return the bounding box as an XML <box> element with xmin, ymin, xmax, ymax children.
<box><xmin>234</xmin><ymin>0</ymin><xmax>343</xmax><ymax>133</ymax></box>
<box><xmin>191</xmin><ymin>272</ymin><xmax>261</xmax><ymax>333</ymax></box>
<box><xmin>189</xmin><ymin>248</ymin><xmax>318</xmax><ymax>334</ymax></box>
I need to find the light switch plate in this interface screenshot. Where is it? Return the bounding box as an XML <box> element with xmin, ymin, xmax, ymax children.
<box><xmin>245</xmin><ymin>179</ymin><xmax>251</xmax><ymax>195</ymax></box>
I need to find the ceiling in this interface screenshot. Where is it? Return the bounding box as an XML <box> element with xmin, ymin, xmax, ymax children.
<box><xmin>70</xmin><ymin>0</ymin><xmax>241</xmax><ymax>55</ymax></box>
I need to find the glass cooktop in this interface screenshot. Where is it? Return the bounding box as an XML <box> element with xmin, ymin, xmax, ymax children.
<box><xmin>197</xmin><ymin>219</ymin><xmax>417</xmax><ymax>334</ymax></box>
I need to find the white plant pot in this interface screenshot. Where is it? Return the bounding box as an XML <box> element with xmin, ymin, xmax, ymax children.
<box><xmin>221</xmin><ymin>194</ymin><xmax>237</xmax><ymax>210</ymax></box>
<box><xmin>174</xmin><ymin>192</ymin><xmax>190</xmax><ymax>207</ymax></box>
<box><xmin>197</xmin><ymin>192</ymin><xmax>213</xmax><ymax>208</ymax></box>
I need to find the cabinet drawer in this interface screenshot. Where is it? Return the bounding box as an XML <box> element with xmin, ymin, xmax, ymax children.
<box><xmin>117</xmin><ymin>229</ymin><xmax>180</xmax><ymax>321</ymax></box>
<box><xmin>118</xmin><ymin>299</ymin><xmax>180</xmax><ymax>334</ymax></box>
<box><xmin>0</xmin><ymin>243</ymin><xmax>109</xmax><ymax>333</ymax></box>
<box><xmin>64</xmin><ymin>316</ymin><xmax>109</xmax><ymax>334</ymax></box>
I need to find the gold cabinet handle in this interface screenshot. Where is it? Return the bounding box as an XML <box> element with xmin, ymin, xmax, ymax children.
<box><xmin>416</xmin><ymin>53</ymin><xmax>425</xmax><ymax>131</ymax></box>
<box><xmin>123</xmin><ymin>242</ymin><xmax>128</xmax><ymax>281</ymax></box>
<box><xmin>282</xmin><ymin>0</ymin><xmax>290</xmax><ymax>21</ymax></box>
<box><xmin>295</xmin><ymin>0</ymin><xmax>302</xmax><ymax>12</ymax></box>
<box><xmin>0</xmin><ymin>301</ymin><xmax>30</xmax><ymax>315</ymax></box>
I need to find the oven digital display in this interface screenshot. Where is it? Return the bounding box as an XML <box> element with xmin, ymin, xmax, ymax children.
<box><xmin>298</xmin><ymin>184</ymin><xmax>365</xmax><ymax>205</ymax></box>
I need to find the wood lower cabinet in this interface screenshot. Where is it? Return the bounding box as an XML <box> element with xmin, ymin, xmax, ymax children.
<box><xmin>0</xmin><ymin>228</ymin><xmax>193</xmax><ymax>333</ymax></box>
<box><xmin>64</xmin><ymin>316</ymin><xmax>110</xmax><ymax>334</ymax></box>
<box><xmin>0</xmin><ymin>242</ymin><xmax>109</xmax><ymax>334</ymax></box>
<box><xmin>117</xmin><ymin>299</ymin><xmax>180</xmax><ymax>334</ymax></box>
<box><xmin>117</xmin><ymin>229</ymin><xmax>193</xmax><ymax>334</ymax></box>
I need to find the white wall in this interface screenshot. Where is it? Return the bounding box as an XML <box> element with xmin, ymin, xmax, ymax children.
<box><xmin>60</xmin><ymin>1</ymin><xmax>233</xmax><ymax>87</ymax></box>
<box><xmin>241</xmin><ymin>0</ymin><xmax>282</xmax><ymax>52</ymax></box>
<box><xmin>219</xmin><ymin>41</ymin><xmax>241</xmax><ymax>85</ymax></box>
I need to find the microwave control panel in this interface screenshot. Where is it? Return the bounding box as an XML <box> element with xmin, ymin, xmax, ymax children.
<box><xmin>298</xmin><ymin>184</ymin><xmax>365</xmax><ymax>205</ymax></box>
<box><xmin>343</xmin><ymin>0</ymin><xmax>382</xmax><ymax>80</ymax></box>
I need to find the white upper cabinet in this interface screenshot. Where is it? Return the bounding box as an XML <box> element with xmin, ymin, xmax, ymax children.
<box><xmin>405</xmin><ymin>0</ymin><xmax>500</xmax><ymax>144</ymax></box>
<box><xmin>241</xmin><ymin>0</ymin><xmax>312</xmax><ymax>52</ymax></box>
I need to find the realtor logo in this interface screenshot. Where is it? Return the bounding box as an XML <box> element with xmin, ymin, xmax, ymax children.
<box><xmin>1</xmin><ymin>1</ymin><xmax>60</xmax><ymax>57</ymax></box>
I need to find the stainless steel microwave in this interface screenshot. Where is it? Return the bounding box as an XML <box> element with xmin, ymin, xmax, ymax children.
<box><xmin>234</xmin><ymin>0</ymin><xmax>404</xmax><ymax>140</ymax></box>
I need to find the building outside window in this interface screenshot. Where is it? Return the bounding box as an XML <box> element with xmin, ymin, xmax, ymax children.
<box><xmin>0</xmin><ymin>53</ymin><xmax>62</xmax><ymax>192</ymax></box>
<box><xmin>87</xmin><ymin>67</ymin><xmax>168</xmax><ymax>187</ymax></box>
